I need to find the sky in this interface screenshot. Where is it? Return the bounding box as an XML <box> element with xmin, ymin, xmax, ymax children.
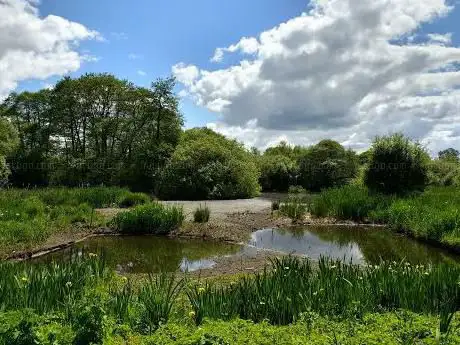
<box><xmin>2</xmin><ymin>0</ymin><xmax>460</xmax><ymax>154</ymax></box>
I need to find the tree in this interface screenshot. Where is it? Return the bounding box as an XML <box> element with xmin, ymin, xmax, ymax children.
<box><xmin>1</xmin><ymin>74</ymin><xmax>183</xmax><ymax>190</ymax></box>
<box><xmin>158</xmin><ymin>128</ymin><xmax>260</xmax><ymax>200</ymax></box>
<box><xmin>364</xmin><ymin>133</ymin><xmax>429</xmax><ymax>194</ymax></box>
<box><xmin>298</xmin><ymin>140</ymin><xmax>358</xmax><ymax>191</ymax></box>
<box><xmin>0</xmin><ymin>118</ymin><xmax>19</xmax><ymax>185</ymax></box>
<box><xmin>438</xmin><ymin>148</ymin><xmax>459</xmax><ymax>162</ymax></box>
<box><xmin>259</xmin><ymin>154</ymin><xmax>298</xmax><ymax>192</ymax></box>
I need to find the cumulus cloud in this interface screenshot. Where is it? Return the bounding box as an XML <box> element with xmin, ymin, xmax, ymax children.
<box><xmin>211</xmin><ymin>37</ymin><xmax>260</xmax><ymax>62</ymax></box>
<box><xmin>0</xmin><ymin>0</ymin><xmax>100</xmax><ymax>99</ymax></box>
<box><xmin>173</xmin><ymin>0</ymin><xmax>460</xmax><ymax>153</ymax></box>
<box><xmin>137</xmin><ymin>69</ymin><xmax>147</xmax><ymax>76</ymax></box>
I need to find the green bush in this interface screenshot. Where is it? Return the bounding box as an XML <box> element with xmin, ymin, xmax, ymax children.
<box><xmin>118</xmin><ymin>192</ymin><xmax>150</xmax><ymax>208</ymax></box>
<box><xmin>364</xmin><ymin>134</ymin><xmax>429</xmax><ymax>194</ymax></box>
<box><xmin>110</xmin><ymin>202</ymin><xmax>184</xmax><ymax>235</ymax></box>
<box><xmin>259</xmin><ymin>154</ymin><xmax>297</xmax><ymax>192</ymax></box>
<box><xmin>298</xmin><ymin>140</ymin><xmax>358</xmax><ymax>192</ymax></box>
<box><xmin>288</xmin><ymin>185</ymin><xmax>306</xmax><ymax>194</ymax></box>
<box><xmin>158</xmin><ymin>128</ymin><xmax>260</xmax><ymax>200</ymax></box>
<box><xmin>193</xmin><ymin>204</ymin><xmax>210</xmax><ymax>223</ymax></box>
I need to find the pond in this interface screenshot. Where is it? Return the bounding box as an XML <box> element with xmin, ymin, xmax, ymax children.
<box><xmin>33</xmin><ymin>226</ymin><xmax>460</xmax><ymax>273</ymax></box>
<box><xmin>250</xmin><ymin>226</ymin><xmax>460</xmax><ymax>265</ymax></box>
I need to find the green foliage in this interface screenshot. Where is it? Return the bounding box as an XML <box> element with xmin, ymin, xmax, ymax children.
<box><xmin>73</xmin><ymin>304</ymin><xmax>108</xmax><ymax>345</ymax></box>
<box><xmin>427</xmin><ymin>160</ymin><xmax>460</xmax><ymax>186</ymax></box>
<box><xmin>158</xmin><ymin>128</ymin><xmax>260</xmax><ymax>200</ymax></box>
<box><xmin>279</xmin><ymin>195</ymin><xmax>308</xmax><ymax>222</ymax></box>
<box><xmin>309</xmin><ymin>185</ymin><xmax>392</xmax><ymax>221</ymax></box>
<box><xmin>138</xmin><ymin>274</ymin><xmax>183</xmax><ymax>333</ymax></box>
<box><xmin>271</xmin><ymin>200</ymin><xmax>280</xmax><ymax>211</ymax></box>
<box><xmin>2</xmin><ymin>75</ymin><xmax>183</xmax><ymax>190</ymax></box>
<box><xmin>117</xmin><ymin>192</ymin><xmax>150</xmax><ymax>208</ymax></box>
<box><xmin>299</xmin><ymin>140</ymin><xmax>359</xmax><ymax>191</ymax></box>
<box><xmin>259</xmin><ymin>155</ymin><xmax>297</xmax><ymax>192</ymax></box>
<box><xmin>0</xmin><ymin>255</ymin><xmax>107</xmax><ymax>313</ymax></box>
<box><xmin>187</xmin><ymin>256</ymin><xmax>460</xmax><ymax>325</ymax></box>
<box><xmin>0</xmin><ymin>187</ymin><xmax>130</xmax><ymax>255</ymax></box>
<box><xmin>110</xmin><ymin>202</ymin><xmax>184</xmax><ymax>235</ymax></box>
<box><xmin>193</xmin><ymin>204</ymin><xmax>210</xmax><ymax>223</ymax></box>
<box><xmin>438</xmin><ymin>148</ymin><xmax>460</xmax><ymax>162</ymax></box>
<box><xmin>371</xmin><ymin>187</ymin><xmax>460</xmax><ymax>246</ymax></box>
<box><xmin>287</xmin><ymin>185</ymin><xmax>306</xmax><ymax>194</ymax></box>
<box><xmin>364</xmin><ymin>134</ymin><xmax>429</xmax><ymax>194</ymax></box>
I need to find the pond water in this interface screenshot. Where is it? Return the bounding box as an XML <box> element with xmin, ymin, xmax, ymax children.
<box><xmin>33</xmin><ymin>226</ymin><xmax>460</xmax><ymax>273</ymax></box>
<box><xmin>250</xmin><ymin>226</ymin><xmax>460</xmax><ymax>265</ymax></box>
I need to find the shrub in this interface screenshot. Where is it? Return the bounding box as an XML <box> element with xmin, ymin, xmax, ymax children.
<box><xmin>288</xmin><ymin>185</ymin><xmax>306</xmax><ymax>194</ymax></box>
<box><xmin>279</xmin><ymin>195</ymin><xmax>308</xmax><ymax>222</ymax></box>
<box><xmin>271</xmin><ymin>200</ymin><xmax>280</xmax><ymax>211</ymax></box>
<box><xmin>259</xmin><ymin>155</ymin><xmax>298</xmax><ymax>192</ymax></box>
<box><xmin>118</xmin><ymin>192</ymin><xmax>150</xmax><ymax>208</ymax></box>
<box><xmin>158</xmin><ymin>128</ymin><xmax>260</xmax><ymax>200</ymax></box>
<box><xmin>364</xmin><ymin>134</ymin><xmax>429</xmax><ymax>195</ymax></box>
<box><xmin>298</xmin><ymin>140</ymin><xmax>359</xmax><ymax>192</ymax></box>
<box><xmin>110</xmin><ymin>202</ymin><xmax>184</xmax><ymax>235</ymax></box>
<box><xmin>73</xmin><ymin>304</ymin><xmax>108</xmax><ymax>345</ymax></box>
<box><xmin>193</xmin><ymin>204</ymin><xmax>210</xmax><ymax>223</ymax></box>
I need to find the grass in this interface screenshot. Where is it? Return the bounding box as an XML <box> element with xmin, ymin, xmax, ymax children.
<box><xmin>0</xmin><ymin>187</ymin><xmax>132</xmax><ymax>256</ymax></box>
<box><xmin>309</xmin><ymin>185</ymin><xmax>460</xmax><ymax>250</ymax></box>
<box><xmin>193</xmin><ymin>204</ymin><xmax>210</xmax><ymax>223</ymax></box>
<box><xmin>187</xmin><ymin>257</ymin><xmax>460</xmax><ymax>325</ymax></box>
<box><xmin>117</xmin><ymin>192</ymin><xmax>150</xmax><ymax>208</ymax></box>
<box><xmin>279</xmin><ymin>195</ymin><xmax>308</xmax><ymax>222</ymax></box>
<box><xmin>1</xmin><ymin>256</ymin><xmax>460</xmax><ymax>343</ymax></box>
<box><xmin>0</xmin><ymin>254</ymin><xmax>107</xmax><ymax>314</ymax></box>
<box><xmin>309</xmin><ymin>184</ymin><xmax>392</xmax><ymax>221</ymax></box>
<box><xmin>110</xmin><ymin>202</ymin><xmax>184</xmax><ymax>235</ymax></box>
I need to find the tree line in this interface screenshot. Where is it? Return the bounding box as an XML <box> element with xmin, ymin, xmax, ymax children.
<box><xmin>1</xmin><ymin>73</ymin><xmax>459</xmax><ymax>198</ymax></box>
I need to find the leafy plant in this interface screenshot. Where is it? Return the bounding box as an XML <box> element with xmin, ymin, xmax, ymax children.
<box><xmin>138</xmin><ymin>274</ymin><xmax>183</xmax><ymax>333</ymax></box>
<box><xmin>364</xmin><ymin>133</ymin><xmax>429</xmax><ymax>195</ymax></box>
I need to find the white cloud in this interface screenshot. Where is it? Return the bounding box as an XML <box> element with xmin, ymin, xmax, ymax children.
<box><xmin>0</xmin><ymin>0</ymin><xmax>100</xmax><ymax>99</ymax></box>
<box><xmin>137</xmin><ymin>70</ymin><xmax>147</xmax><ymax>76</ymax></box>
<box><xmin>211</xmin><ymin>37</ymin><xmax>260</xmax><ymax>62</ymax></box>
<box><xmin>174</xmin><ymin>0</ymin><xmax>460</xmax><ymax>153</ymax></box>
<box><xmin>427</xmin><ymin>33</ymin><xmax>452</xmax><ymax>45</ymax></box>
<box><xmin>172</xmin><ymin>63</ymin><xmax>200</xmax><ymax>86</ymax></box>
<box><xmin>128</xmin><ymin>53</ymin><xmax>143</xmax><ymax>60</ymax></box>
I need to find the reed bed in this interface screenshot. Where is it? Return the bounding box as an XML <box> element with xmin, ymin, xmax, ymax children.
<box><xmin>188</xmin><ymin>256</ymin><xmax>460</xmax><ymax>325</ymax></box>
<box><xmin>110</xmin><ymin>202</ymin><xmax>184</xmax><ymax>234</ymax></box>
<box><xmin>0</xmin><ymin>255</ymin><xmax>107</xmax><ymax>314</ymax></box>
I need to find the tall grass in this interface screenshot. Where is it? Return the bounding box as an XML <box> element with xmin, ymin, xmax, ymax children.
<box><xmin>110</xmin><ymin>202</ymin><xmax>184</xmax><ymax>235</ymax></box>
<box><xmin>372</xmin><ymin>187</ymin><xmax>460</xmax><ymax>247</ymax></box>
<box><xmin>279</xmin><ymin>195</ymin><xmax>308</xmax><ymax>222</ymax></box>
<box><xmin>188</xmin><ymin>256</ymin><xmax>460</xmax><ymax>325</ymax></box>
<box><xmin>138</xmin><ymin>274</ymin><xmax>184</xmax><ymax>332</ymax></box>
<box><xmin>0</xmin><ymin>187</ymin><xmax>131</xmax><ymax>255</ymax></box>
<box><xmin>118</xmin><ymin>192</ymin><xmax>151</xmax><ymax>208</ymax></box>
<box><xmin>0</xmin><ymin>255</ymin><xmax>107</xmax><ymax>313</ymax></box>
<box><xmin>309</xmin><ymin>185</ymin><xmax>392</xmax><ymax>221</ymax></box>
<box><xmin>193</xmin><ymin>204</ymin><xmax>210</xmax><ymax>223</ymax></box>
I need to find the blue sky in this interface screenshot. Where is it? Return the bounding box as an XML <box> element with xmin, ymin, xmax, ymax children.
<box><xmin>28</xmin><ymin>0</ymin><xmax>305</xmax><ymax>127</ymax></box>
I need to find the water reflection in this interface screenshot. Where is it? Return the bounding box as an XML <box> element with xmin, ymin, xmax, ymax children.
<box><xmin>33</xmin><ymin>236</ymin><xmax>242</xmax><ymax>273</ymax></box>
<box><xmin>250</xmin><ymin>226</ymin><xmax>460</xmax><ymax>265</ymax></box>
